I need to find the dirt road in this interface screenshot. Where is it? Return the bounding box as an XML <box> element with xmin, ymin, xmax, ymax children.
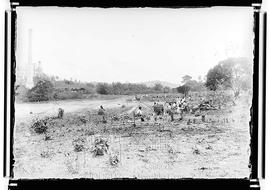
<box><xmin>15</xmin><ymin>96</ymin><xmax>137</xmax><ymax>119</ymax></box>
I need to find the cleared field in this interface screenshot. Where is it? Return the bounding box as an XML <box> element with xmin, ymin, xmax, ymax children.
<box><xmin>13</xmin><ymin>92</ymin><xmax>251</xmax><ymax>179</ymax></box>
<box><xmin>15</xmin><ymin>96</ymin><xmax>136</xmax><ymax>119</ymax></box>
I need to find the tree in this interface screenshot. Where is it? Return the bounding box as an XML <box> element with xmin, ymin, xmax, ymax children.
<box><xmin>153</xmin><ymin>83</ymin><xmax>163</xmax><ymax>92</ymax></box>
<box><xmin>205</xmin><ymin>57</ymin><xmax>252</xmax><ymax>92</ymax></box>
<box><xmin>15</xmin><ymin>84</ymin><xmax>29</xmax><ymax>102</ymax></box>
<box><xmin>177</xmin><ymin>75</ymin><xmax>204</xmax><ymax>93</ymax></box>
<box><xmin>185</xmin><ymin>80</ymin><xmax>205</xmax><ymax>91</ymax></box>
<box><xmin>205</xmin><ymin>61</ymin><xmax>233</xmax><ymax>91</ymax></box>
<box><xmin>27</xmin><ymin>79</ymin><xmax>54</xmax><ymax>102</ymax></box>
<box><xmin>182</xmin><ymin>75</ymin><xmax>192</xmax><ymax>84</ymax></box>
<box><xmin>33</xmin><ymin>74</ymin><xmax>50</xmax><ymax>86</ymax></box>
<box><xmin>163</xmin><ymin>86</ymin><xmax>171</xmax><ymax>93</ymax></box>
<box><xmin>176</xmin><ymin>84</ymin><xmax>190</xmax><ymax>96</ymax></box>
<box><xmin>111</xmin><ymin>82</ymin><xmax>124</xmax><ymax>95</ymax></box>
<box><xmin>228</xmin><ymin>58</ymin><xmax>252</xmax><ymax>93</ymax></box>
<box><xmin>64</xmin><ymin>79</ymin><xmax>73</xmax><ymax>85</ymax></box>
<box><xmin>96</xmin><ymin>83</ymin><xmax>111</xmax><ymax>95</ymax></box>
<box><xmin>198</xmin><ymin>75</ymin><xmax>202</xmax><ymax>82</ymax></box>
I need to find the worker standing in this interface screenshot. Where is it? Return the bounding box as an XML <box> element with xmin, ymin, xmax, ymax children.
<box><xmin>135</xmin><ymin>106</ymin><xmax>144</xmax><ymax>122</ymax></box>
<box><xmin>98</xmin><ymin>105</ymin><xmax>106</xmax><ymax>123</ymax></box>
<box><xmin>167</xmin><ymin>103</ymin><xmax>174</xmax><ymax>122</ymax></box>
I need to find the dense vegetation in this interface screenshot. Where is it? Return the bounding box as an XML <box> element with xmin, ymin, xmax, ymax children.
<box><xmin>17</xmin><ymin>79</ymin><xmax>174</xmax><ymax>102</ymax></box>
<box><xmin>205</xmin><ymin>57</ymin><xmax>252</xmax><ymax>93</ymax></box>
<box><xmin>16</xmin><ymin>57</ymin><xmax>252</xmax><ymax>102</ymax></box>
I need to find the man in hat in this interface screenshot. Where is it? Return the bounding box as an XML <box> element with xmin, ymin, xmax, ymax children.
<box><xmin>98</xmin><ymin>105</ymin><xmax>106</xmax><ymax>123</ymax></box>
<box><xmin>135</xmin><ymin>106</ymin><xmax>144</xmax><ymax>122</ymax></box>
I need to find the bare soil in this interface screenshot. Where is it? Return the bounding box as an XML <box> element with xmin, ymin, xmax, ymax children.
<box><xmin>13</xmin><ymin>93</ymin><xmax>251</xmax><ymax>179</ymax></box>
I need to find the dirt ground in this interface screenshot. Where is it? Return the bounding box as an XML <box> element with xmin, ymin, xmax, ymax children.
<box><xmin>13</xmin><ymin>92</ymin><xmax>252</xmax><ymax>179</ymax></box>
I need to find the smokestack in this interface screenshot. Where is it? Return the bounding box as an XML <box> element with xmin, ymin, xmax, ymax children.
<box><xmin>26</xmin><ymin>29</ymin><xmax>34</xmax><ymax>88</ymax></box>
<box><xmin>28</xmin><ymin>29</ymin><xmax>32</xmax><ymax>68</ymax></box>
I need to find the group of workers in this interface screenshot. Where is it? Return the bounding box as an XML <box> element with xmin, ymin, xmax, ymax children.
<box><xmin>164</xmin><ymin>96</ymin><xmax>190</xmax><ymax>121</ymax></box>
<box><xmin>97</xmin><ymin>96</ymin><xmax>191</xmax><ymax>124</ymax></box>
<box><xmin>136</xmin><ymin>96</ymin><xmax>190</xmax><ymax>122</ymax></box>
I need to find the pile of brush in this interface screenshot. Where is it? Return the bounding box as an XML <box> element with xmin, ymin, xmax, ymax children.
<box><xmin>91</xmin><ymin>138</ymin><xmax>109</xmax><ymax>156</ymax></box>
<box><xmin>72</xmin><ymin>138</ymin><xmax>85</xmax><ymax>152</ymax></box>
<box><xmin>109</xmin><ymin>154</ymin><xmax>119</xmax><ymax>166</ymax></box>
<box><xmin>198</xmin><ymin>100</ymin><xmax>218</xmax><ymax>111</ymax></box>
<box><xmin>112</xmin><ymin>115</ymin><xmax>120</xmax><ymax>121</ymax></box>
<box><xmin>31</xmin><ymin>118</ymin><xmax>49</xmax><ymax>134</ymax></box>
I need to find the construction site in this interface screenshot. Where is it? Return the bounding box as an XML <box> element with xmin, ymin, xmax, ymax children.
<box><xmin>13</xmin><ymin>90</ymin><xmax>252</xmax><ymax>179</ymax></box>
<box><xmin>13</xmin><ymin>7</ymin><xmax>254</xmax><ymax>179</ymax></box>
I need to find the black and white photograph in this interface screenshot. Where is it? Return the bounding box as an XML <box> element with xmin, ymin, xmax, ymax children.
<box><xmin>11</xmin><ymin>7</ymin><xmax>256</xmax><ymax>179</ymax></box>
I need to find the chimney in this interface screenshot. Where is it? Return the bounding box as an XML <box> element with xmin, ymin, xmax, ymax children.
<box><xmin>26</xmin><ymin>29</ymin><xmax>34</xmax><ymax>88</ymax></box>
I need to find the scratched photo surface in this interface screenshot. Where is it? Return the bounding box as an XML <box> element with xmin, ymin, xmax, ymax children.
<box><xmin>13</xmin><ymin>7</ymin><xmax>254</xmax><ymax>179</ymax></box>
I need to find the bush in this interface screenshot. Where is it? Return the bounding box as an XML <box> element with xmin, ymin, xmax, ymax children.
<box><xmin>205</xmin><ymin>64</ymin><xmax>232</xmax><ymax>91</ymax></box>
<box><xmin>31</xmin><ymin>119</ymin><xmax>48</xmax><ymax>134</ymax></box>
<box><xmin>53</xmin><ymin>90</ymin><xmax>84</xmax><ymax>100</ymax></box>
<box><xmin>176</xmin><ymin>85</ymin><xmax>190</xmax><ymax>96</ymax></box>
<box><xmin>91</xmin><ymin>138</ymin><xmax>109</xmax><ymax>156</ymax></box>
<box><xmin>15</xmin><ymin>84</ymin><xmax>29</xmax><ymax>102</ymax></box>
<box><xmin>72</xmin><ymin>138</ymin><xmax>85</xmax><ymax>152</ymax></box>
<box><xmin>205</xmin><ymin>57</ymin><xmax>252</xmax><ymax>91</ymax></box>
<box><xmin>27</xmin><ymin>79</ymin><xmax>54</xmax><ymax>102</ymax></box>
<box><xmin>96</xmin><ymin>83</ymin><xmax>112</xmax><ymax>95</ymax></box>
<box><xmin>109</xmin><ymin>155</ymin><xmax>119</xmax><ymax>166</ymax></box>
<box><xmin>40</xmin><ymin>150</ymin><xmax>54</xmax><ymax>158</ymax></box>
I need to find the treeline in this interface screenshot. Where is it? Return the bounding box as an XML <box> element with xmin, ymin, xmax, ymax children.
<box><xmin>175</xmin><ymin>77</ymin><xmax>205</xmax><ymax>96</ymax></box>
<box><xmin>176</xmin><ymin>57</ymin><xmax>252</xmax><ymax>96</ymax></box>
<box><xmin>96</xmin><ymin>82</ymin><xmax>164</xmax><ymax>95</ymax></box>
<box><xmin>15</xmin><ymin>57</ymin><xmax>252</xmax><ymax>102</ymax></box>
<box><xmin>205</xmin><ymin>57</ymin><xmax>252</xmax><ymax>92</ymax></box>
<box><xmin>16</xmin><ymin>76</ymin><xmax>174</xmax><ymax>102</ymax></box>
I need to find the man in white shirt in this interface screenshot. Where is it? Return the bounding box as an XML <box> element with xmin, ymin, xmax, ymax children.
<box><xmin>135</xmin><ymin>106</ymin><xmax>143</xmax><ymax>117</ymax></box>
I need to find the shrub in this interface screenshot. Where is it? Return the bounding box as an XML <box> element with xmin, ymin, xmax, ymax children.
<box><xmin>31</xmin><ymin>119</ymin><xmax>48</xmax><ymax>134</ymax></box>
<box><xmin>72</xmin><ymin>138</ymin><xmax>85</xmax><ymax>152</ymax></box>
<box><xmin>27</xmin><ymin>79</ymin><xmax>54</xmax><ymax>102</ymax></box>
<box><xmin>91</xmin><ymin>138</ymin><xmax>109</xmax><ymax>156</ymax></box>
<box><xmin>53</xmin><ymin>90</ymin><xmax>84</xmax><ymax>100</ymax></box>
<box><xmin>176</xmin><ymin>85</ymin><xmax>190</xmax><ymax>96</ymax></box>
<box><xmin>15</xmin><ymin>84</ymin><xmax>29</xmax><ymax>102</ymax></box>
<box><xmin>109</xmin><ymin>155</ymin><xmax>119</xmax><ymax>166</ymax></box>
<box><xmin>40</xmin><ymin>150</ymin><xmax>54</xmax><ymax>158</ymax></box>
<box><xmin>205</xmin><ymin>57</ymin><xmax>252</xmax><ymax>91</ymax></box>
<box><xmin>96</xmin><ymin>83</ymin><xmax>111</xmax><ymax>95</ymax></box>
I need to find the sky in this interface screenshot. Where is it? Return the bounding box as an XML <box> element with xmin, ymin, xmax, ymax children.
<box><xmin>16</xmin><ymin>7</ymin><xmax>254</xmax><ymax>86</ymax></box>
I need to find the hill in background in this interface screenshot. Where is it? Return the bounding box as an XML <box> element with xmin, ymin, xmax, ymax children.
<box><xmin>141</xmin><ymin>80</ymin><xmax>179</xmax><ymax>88</ymax></box>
